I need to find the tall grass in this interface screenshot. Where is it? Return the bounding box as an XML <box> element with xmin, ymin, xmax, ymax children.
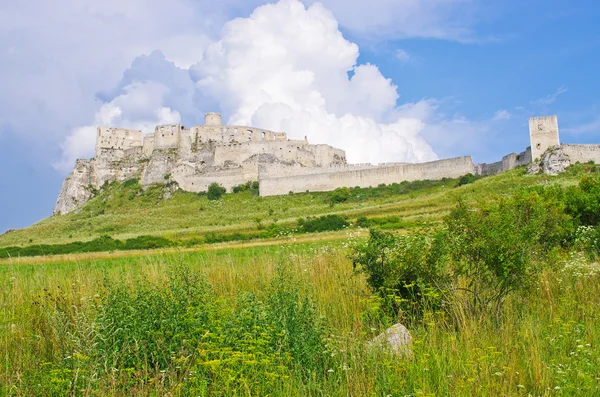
<box><xmin>1</xmin><ymin>242</ymin><xmax>599</xmax><ymax>395</ymax></box>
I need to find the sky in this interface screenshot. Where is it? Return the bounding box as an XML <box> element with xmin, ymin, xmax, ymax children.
<box><xmin>1</xmin><ymin>0</ymin><xmax>599</xmax><ymax>233</ymax></box>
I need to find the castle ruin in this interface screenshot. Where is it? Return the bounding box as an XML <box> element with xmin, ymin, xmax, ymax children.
<box><xmin>54</xmin><ymin>114</ymin><xmax>600</xmax><ymax>214</ymax></box>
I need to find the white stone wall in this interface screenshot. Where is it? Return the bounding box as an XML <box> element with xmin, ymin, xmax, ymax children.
<box><xmin>95</xmin><ymin>127</ymin><xmax>143</xmax><ymax>152</ymax></box>
<box><xmin>154</xmin><ymin>124</ymin><xmax>183</xmax><ymax>149</ymax></box>
<box><xmin>529</xmin><ymin>116</ymin><xmax>560</xmax><ymax>161</ymax></box>
<box><xmin>259</xmin><ymin>156</ymin><xmax>476</xmax><ymax>196</ymax></box>
<box><xmin>560</xmin><ymin>144</ymin><xmax>600</xmax><ymax>164</ymax></box>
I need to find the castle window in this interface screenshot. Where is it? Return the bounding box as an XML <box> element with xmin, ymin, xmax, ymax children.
<box><xmin>536</xmin><ymin>143</ymin><xmax>541</xmax><ymax>149</ymax></box>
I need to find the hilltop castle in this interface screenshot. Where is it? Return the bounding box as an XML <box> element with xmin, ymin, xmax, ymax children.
<box><xmin>54</xmin><ymin>114</ymin><xmax>600</xmax><ymax>214</ymax></box>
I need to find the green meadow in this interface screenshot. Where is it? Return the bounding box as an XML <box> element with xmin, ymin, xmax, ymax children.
<box><xmin>1</xmin><ymin>165</ymin><xmax>600</xmax><ymax>396</ymax></box>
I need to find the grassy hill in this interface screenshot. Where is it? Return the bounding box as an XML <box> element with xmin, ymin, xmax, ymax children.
<box><xmin>0</xmin><ymin>166</ymin><xmax>579</xmax><ymax>251</ymax></box>
<box><xmin>2</xmin><ymin>164</ymin><xmax>600</xmax><ymax>396</ymax></box>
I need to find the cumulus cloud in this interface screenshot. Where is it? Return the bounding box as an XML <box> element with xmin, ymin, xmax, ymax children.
<box><xmin>189</xmin><ymin>0</ymin><xmax>437</xmax><ymax>164</ymax></box>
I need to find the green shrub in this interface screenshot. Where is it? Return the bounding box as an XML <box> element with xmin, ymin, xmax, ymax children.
<box><xmin>457</xmin><ymin>173</ymin><xmax>480</xmax><ymax>187</ymax></box>
<box><xmin>232</xmin><ymin>181</ymin><xmax>260</xmax><ymax>195</ymax></box>
<box><xmin>207</xmin><ymin>182</ymin><xmax>226</xmax><ymax>200</ymax></box>
<box><xmin>329</xmin><ymin>187</ymin><xmax>351</xmax><ymax>204</ymax></box>
<box><xmin>298</xmin><ymin>214</ymin><xmax>348</xmax><ymax>233</ymax></box>
<box><xmin>352</xmin><ymin>188</ymin><xmax>572</xmax><ymax>322</ymax></box>
<box><xmin>123</xmin><ymin>178</ymin><xmax>140</xmax><ymax>188</ymax></box>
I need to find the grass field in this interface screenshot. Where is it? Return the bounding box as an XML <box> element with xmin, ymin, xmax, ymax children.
<box><xmin>1</xmin><ymin>165</ymin><xmax>599</xmax><ymax>395</ymax></box>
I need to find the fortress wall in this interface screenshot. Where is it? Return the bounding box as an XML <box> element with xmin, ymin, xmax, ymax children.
<box><xmin>143</xmin><ymin>134</ymin><xmax>155</xmax><ymax>157</ymax></box>
<box><xmin>561</xmin><ymin>144</ymin><xmax>600</xmax><ymax>164</ymax></box>
<box><xmin>476</xmin><ymin>161</ymin><xmax>504</xmax><ymax>176</ymax></box>
<box><xmin>305</xmin><ymin>144</ymin><xmax>347</xmax><ymax>166</ymax></box>
<box><xmin>95</xmin><ymin>127</ymin><xmax>143</xmax><ymax>153</ymax></box>
<box><xmin>260</xmin><ymin>156</ymin><xmax>475</xmax><ymax>196</ymax></box>
<box><xmin>259</xmin><ymin>163</ymin><xmax>381</xmax><ymax>179</ymax></box>
<box><xmin>194</xmin><ymin>125</ymin><xmax>288</xmax><ymax>144</ymax></box>
<box><xmin>175</xmin><ymin>167</ymin><xmax>259</xmax><ymax>193</ymax></box>
<box><xmin>213</xmin><ymin>140</ymin><xmax>316</xmax><ymax>166</ymax></box>
<box><xmin>155</xmin><ymin>124</ymin><xmax>183</xmax><ymax>149</ymax></box>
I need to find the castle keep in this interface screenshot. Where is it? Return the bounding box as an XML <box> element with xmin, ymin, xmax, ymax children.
<box><xmin>54</xmin><ymin>114</ymin><xmax>600</xmax><ymax>214</ymax></box>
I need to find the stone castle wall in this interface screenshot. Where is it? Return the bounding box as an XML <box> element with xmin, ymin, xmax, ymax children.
<box><xmin>560</xmin><ymin>144</ymin><xmax>600</xmax><ymax>164</ymax></box>
<box><xmin>259</xmin><ymin>156</ymin><xmax>476</xmax><ymax>196</ymax></box>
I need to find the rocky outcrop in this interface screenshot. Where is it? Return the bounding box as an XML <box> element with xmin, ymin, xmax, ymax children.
<box><xmin>54</xmin><ymin>160</ymin><xmax>95</xmax><ymax>215</ymax></box>
<box><xmin>367</xmin><ymin>323</ymin><xmax>413</xmax><ymax>358</ymax></box>
<box><xmin>527</xmin><ymin>145</ymin><xmax>571</xmax><ymax>175</ymax></box>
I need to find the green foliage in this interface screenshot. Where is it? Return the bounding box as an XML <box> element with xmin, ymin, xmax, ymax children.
<box><xmin>564</xmin><ymin>175</ymin><xmax>600</xmax><ymax>227</ymax></box>
<box><xmin>207</xmin><ymin>182</ymin><xmax>226</xmax><ymax>200</ymax></box>
<box><xmin>353</xmin><ymin>188</ymin><xmax>573</xmax><ymax>321</ymax></box>
<box><xmin>232</xmin><ymin>181</ymin><xmax>260</xmax><ymax>195</ymax></box>
<box><xmin>123</xmin><ymin>177</ymin><xmax>140</xmax><ymax>188</ymax></box>
<box><xmin>298</xmin><ymin>214</ymin><xmax>348</xmax><ymax>233</ymax></box>
<box><xmin>329</xmin><ymin>187</ymin><xmax>351</xmax><ymax>204</ymax></box>
<box><xmin>95</xmin><ymin>263</ymin><xmax>215</xmax><ymax>370</ymax></box>
<box><xmin>456</xmin><ymin>173</ymin><xmax>481</xmax><ymax>187</ymax></box>
<box><xmin>443</xmin><ymin>190</ymin><xmax>571</xmax><ymax>315</ymax></box>
<box><xmin>0</xmin><ymin>235</ymin><xmax>173</xmax><ymax>258</ymax></box>
<box><xmin>351</xmin><ymin>229</ymin><xmax>445</xmax><ymax>321</ymax></box>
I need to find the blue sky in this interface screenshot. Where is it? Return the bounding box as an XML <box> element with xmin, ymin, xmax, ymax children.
<box><xmin>0</xmin><ymin>0</ymin><xmax>599</xmax><ymax>233</ymax></box>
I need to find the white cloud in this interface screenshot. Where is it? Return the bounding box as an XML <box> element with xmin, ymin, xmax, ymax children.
<box><xmin>395</xmin><ymin>49</ymin><xmax>412</xmax><ymax>64</ymax></box>
<box><xmin>190</xmin><ymin>0</ymin><xmax>437</xmax><ymax>164</ymax></box>
<box><xmin>530</xmin><ymin>86</ymin><xmax>568</xmax><ymax>106</ymax></box>
<box><xmin>493</xmin><ymin>109</ymin><xmax>511</xmax><ymax>120</ymax></box>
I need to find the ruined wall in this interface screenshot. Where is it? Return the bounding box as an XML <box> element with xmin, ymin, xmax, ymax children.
<box><xmin>95</xmin><ymin>127</ymin><xmax>142</xmax><ymax>152</ymax></box>
<box><xmin>477</xmin><ymin>147</ymin><xmax>532</xmax><ymax>176</ymax></box>
<box><xmin>259</xmin><ymin>156</ymin><xmax>475</xmax><ymax>196</ymax></box>
<box><xmin>154</xmin><ymin>124</ymin><xmax>184</xmax><ymax>149</ymax></box>
<box><xmin>560</xmin><ymin>144</ymin><xmax>600</xmax><ymax>164</ymax></box>
<box><xmin>194</xmin><ymin>125</ymin><xmax>287</xmax><ymax>144</ymax></box>
<box><xmin>530</xmin><ymin>116</ymin><xmax>560</xmax><ymax>161</ymax></box>
<box><xmin>175</xmin><ymin>166</ymin><xmax>259</xmax><ymax>193</ymax></box>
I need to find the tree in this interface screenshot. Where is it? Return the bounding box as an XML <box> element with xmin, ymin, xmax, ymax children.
<box><xmin>207</xmin><ymin>183</ymin><xmax>226</xmax><ymax>200</ymax></box>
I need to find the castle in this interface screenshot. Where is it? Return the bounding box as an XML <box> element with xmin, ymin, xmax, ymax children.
<box><xmin>54</xmin><ymin>114</ymin><xmax>600</xmax><ymax>214</ymax></box>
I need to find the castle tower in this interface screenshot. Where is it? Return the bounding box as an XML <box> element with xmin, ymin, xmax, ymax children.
<box><xmin>205</xmin><ymin>112</ymin><xmax>222</xmax><ymax>126</ymax></box>
<box><xmin>529</xmin><ymin>115</ymin><xmax>560</xmax><ymax>161</ymax></box>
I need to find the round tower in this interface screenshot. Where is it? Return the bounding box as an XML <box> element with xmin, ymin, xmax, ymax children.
<box><xmin>205</xmin><ymin>112</ymin><xmax>222</xmax><ymax>126</ymax></box>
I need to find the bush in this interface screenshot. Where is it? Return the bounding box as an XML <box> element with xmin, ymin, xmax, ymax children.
<box><xmin>207</xmin><ymin>182</ymin><xmax>226</xmax><ymax>200</ymax></box>
<box><xmin>232</xmin><ymin>181</ymin><xmax>259</xmax><ymax>195</ymax></box>
<box><xmin>352</xmin><ymin>229</ymin><xmax>445</xmax><ymax>321</ymax></box>
<box><xmin>457</xmin><ymin>173</ymin><xmax>479</xmax><ymax>187</ymax></box>
<box><xmin>352</xmin><ymin>189</ymin><xmax>572</xmax><ymax>322</ymax></box>
<box><xmin>329</xmin><ymin>187</ymin><xmax>351</xmax><ymax>204</ymax></box>
<box><xmin>564</xmin><ymin>176</ymin><xmax>600</xmax><ymax>227</ymax></box>
<box><xmin>298</xmin><ymin>214</ymin><xmax>348</xmax><ymax>233</ymax></box>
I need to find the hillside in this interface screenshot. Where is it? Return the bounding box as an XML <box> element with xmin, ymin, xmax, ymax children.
<box><xmin>0</xmin><ymin>166</ymin><xmax>577</xmax><ymax>252</ymax></box>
